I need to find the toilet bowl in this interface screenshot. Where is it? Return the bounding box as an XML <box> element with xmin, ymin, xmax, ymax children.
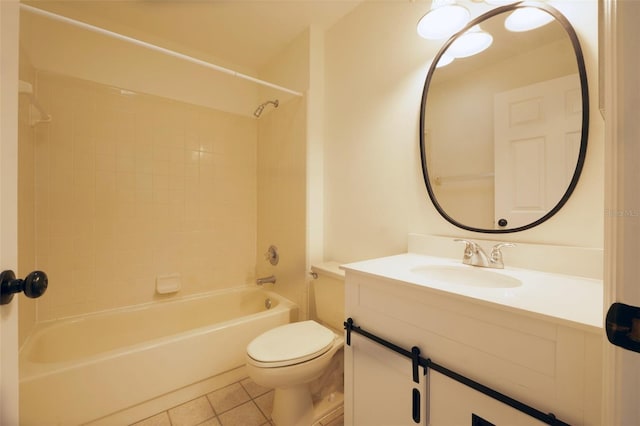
<box><xmin>246</xmin><ymin>320</ymin><xmax>344</xmax><ymax>426</ymax></box>
<box><xmin>246</xmin><ymin>262</ymin><xmax>345</xmax><ymax>425</ymax></box>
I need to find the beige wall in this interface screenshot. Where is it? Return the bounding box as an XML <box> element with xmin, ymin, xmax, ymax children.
<box><xmin>18</xmin><ymin>22</ymin><xmax>311</xmax><ymax>323</ymax></box>
<box><xmin>20</xmin><ymin>9</ymin><xmax>261</xmax><ymax>118</ymax></box>
<box><xmin>256</xmin><ymin>97</ymin><xmax>307</xmax><ymax>318</ymax></box>
<box><xmin>32</xmin><ymin>71</ymin><xmax>257</xmax><ymax>320</ymax></box>
<box><xmin>324</xmin><ymin>1</ymin><xmax>604</xmax><ymax>263</ymax></box>
<box><xmin>256</xmin><ymin>30</ymin><xmax>310</xmax><ymax>319</ymax></box>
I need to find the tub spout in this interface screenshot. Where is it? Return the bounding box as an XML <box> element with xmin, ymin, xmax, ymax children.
<box><xmin>256</xmin><ymin>275</ymin><xmax>276</xmax><ymax>285</ymax></box>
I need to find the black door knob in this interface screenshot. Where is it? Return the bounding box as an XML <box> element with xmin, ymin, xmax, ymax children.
<box><xmin>0</xmin><ymin>270</ymin><xmax>48</xmax><ymax>305</ymax></box>
<box><xmin>497</xmin><ymin>218</ymin><xmax>508</xmax><ymax>227</ymax></box>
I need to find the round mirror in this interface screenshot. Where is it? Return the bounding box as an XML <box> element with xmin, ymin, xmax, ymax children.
<box><xmin>419</xmin><ymin>2</ymin><xmax>589</xmax><ymax>233</ymax></box>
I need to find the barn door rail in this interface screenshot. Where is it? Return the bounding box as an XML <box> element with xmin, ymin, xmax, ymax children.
<box><xmin>344</xmin><ymin>318</ymin><xmax>570</xmax><ymax>426</ymax></box>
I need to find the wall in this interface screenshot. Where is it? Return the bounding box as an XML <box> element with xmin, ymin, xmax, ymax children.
<box><xmin>256</xmin><ymin>30</ymin><xmax>310</xmax><ymax>319</ymax></box>
<box><xmin>32</xmin><ymin>71</ymin><xmax>257</xmax><ymax>320</ymax></box>
<box><xmin>324</xmin><ymin>1</ymin><xmax>604</xmax><ymax>264</ymax></box>
<box><xmin>19</xmin><ymin>9</ymin><xmax>261</xmax><ymax>118</ymax></box>
<box><xmin>18</xmin><ymin>8</ymin><xmax>313</xmax><ymax>324</ymax></box>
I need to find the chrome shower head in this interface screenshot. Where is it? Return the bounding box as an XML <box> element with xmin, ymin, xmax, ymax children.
<box><xmin>253</xmin><ymin>99</ymin><xmax>279</xmax><ymax>118</ymax></box>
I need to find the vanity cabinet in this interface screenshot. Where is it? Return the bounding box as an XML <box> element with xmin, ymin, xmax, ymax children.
<box><xmin>344</xmin><ymin>266</ymin><xmax>602</xmax><ymax>426</ymax></box>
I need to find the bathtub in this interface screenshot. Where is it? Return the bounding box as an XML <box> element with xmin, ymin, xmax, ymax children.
<box><xmin>19</xmin><ymin>287</ymin><xmax>297</xmax><ymax>425</ymax></box>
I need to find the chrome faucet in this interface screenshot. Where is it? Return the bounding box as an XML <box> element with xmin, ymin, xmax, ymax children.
<box><xmin>256</xmin><ymin>275</ymin><xmax>276</xmax><ymax>285</ymax></box>
<box><xmin>454</xmin><ymin>239</ymin><xmax>515</xmax><ymax>269</ymax></box>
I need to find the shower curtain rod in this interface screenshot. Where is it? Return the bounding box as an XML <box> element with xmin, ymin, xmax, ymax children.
<box><xmin>20</xmin><ymin>4</ymin><xmax>304</xmax><ymax>98</ymax></box>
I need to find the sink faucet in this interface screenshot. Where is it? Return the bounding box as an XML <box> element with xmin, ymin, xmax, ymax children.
<box><xmin>256</xmin><ymin>275</ymin><xmax>276</xmax><ymax>285</ymax></box>
<box><xmin>454</xmin><ymin>239</ymin><xmax>515</xmax><ymax>269</ymax></box>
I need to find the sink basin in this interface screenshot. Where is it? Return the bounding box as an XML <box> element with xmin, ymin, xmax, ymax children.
<box><xmin>410</xmin><ymin>265</ymin><xmax>522</xmax><ymax>288</ymax></box>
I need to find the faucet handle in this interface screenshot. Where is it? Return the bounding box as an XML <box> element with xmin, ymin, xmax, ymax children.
<box><xmin>454</xmin><ymin>239</ymin><xmax>478</xmax><ymax>263</ymax></box>
<box><xmin>454</xmin><ymin>238</ymin><xmax>474</xmax><ymax>253</ymax></box>
<box><xmin>490</xmin><ymin>242</ymin><xmax>515</xmax><ymax>263</ymax></box>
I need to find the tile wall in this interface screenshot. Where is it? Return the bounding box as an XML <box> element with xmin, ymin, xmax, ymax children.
<box><xmin>33</xmin><ymin>71</ymin><xmax>258</xmax><ymax>320</ymax></box>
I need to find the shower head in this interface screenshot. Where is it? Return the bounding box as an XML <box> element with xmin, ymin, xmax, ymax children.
<box><xmin>253</xmin><ymin>99</ymin><xmax>279</xmax><ymax>118</ymax></box>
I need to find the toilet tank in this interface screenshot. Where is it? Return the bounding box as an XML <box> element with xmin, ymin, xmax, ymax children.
<box><xmin>310</xmin><ymin>262</ymin><xmax>345</xmax><ymax>332</ymax></box>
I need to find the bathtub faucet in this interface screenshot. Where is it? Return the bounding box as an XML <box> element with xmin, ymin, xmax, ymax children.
<box><xmin>256</xmin><ymin>275</ymin><xmax>276</xmax><ymax>286</ymax></box>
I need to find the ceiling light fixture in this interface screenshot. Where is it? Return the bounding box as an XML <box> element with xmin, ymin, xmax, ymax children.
<box><xmin>446</xmin><ymin>25</ymin><xmax>493</xmax><ymax>58</ymax></box>
<box><xmin>435</xmin><ymin>54</ymin><xmax>455</xmax><ymax>68</ymax></box>
<box><xmin>483</xmin><ymin>0</ymin><xmax>515</xmax><ymax>5</ymax></box>
<box><xmin>417</xmin><ymin>0</ymin><xmax>470</xmax><ymax>40</ymax></box>
<box><xmin>504</xmin><ymin>7</ymin><xmax>554</xmax><ymax>32</ymax></box>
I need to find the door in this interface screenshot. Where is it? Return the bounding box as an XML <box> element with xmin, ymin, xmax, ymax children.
<box><xmin>603</xmin><ymin>0</ymin><xmax>640</xmax><ymax>424</ymax></box>
<box><xmin>494</xmin><ymin>74</ymin><xmax>582</xmax><ymax>229</ymax></box>
<box><xmin>0</xmin><ymin>1</ymin><xmax>20</xmax><ymax>424</ymax></box>
<box><xmin>347</xmin><ymin>334</ymin><xmax>428</xmax><ymax>425</ymax></box>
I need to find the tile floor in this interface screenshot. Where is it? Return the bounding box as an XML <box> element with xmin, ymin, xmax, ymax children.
<box><xmin>130</xmin><ymin>377</ymin><xmax>344</xmax><ymax>426</ymax></box>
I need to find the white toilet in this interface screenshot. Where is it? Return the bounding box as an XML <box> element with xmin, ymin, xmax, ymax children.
<box><xmin>246</xmin><ymin>262</ymin><xmax>345</xmax><ymax>426</ymax></box>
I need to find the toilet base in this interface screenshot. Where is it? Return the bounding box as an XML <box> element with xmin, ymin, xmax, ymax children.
<box><xmin>271</xmin><ymin>387</ymin><xmax>344</xmax><ymax>426</ymax></box>
<box><xmin>312</xmin><ymin>391</ymin><xmax>344</xmax><ymax>425</ymax></box>
<box><xmin>272</xmin><ymin>384</ymin><xmax>314</xmax><ymax>426</ymax></box>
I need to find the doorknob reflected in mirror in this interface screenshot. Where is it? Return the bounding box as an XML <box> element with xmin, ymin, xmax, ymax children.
<box><xmin>1</xmin><ymin>270</ymin><xmax>48</xmax><ymax>305</ymax></box>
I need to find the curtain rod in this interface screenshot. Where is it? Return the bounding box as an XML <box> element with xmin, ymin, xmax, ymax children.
<box><xmin>20</xmin><ymin>4</ymin><xmax>304</xmax><ymax>98</ymax></box>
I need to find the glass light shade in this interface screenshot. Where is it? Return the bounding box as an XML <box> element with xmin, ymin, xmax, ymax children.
<box><xmin>447</xmin><ymin>26</ymin><xmax>493</xmax><ymax>58</ymax></box>
<box><xmin>505</xmin><ymin>7</ymin><xmax>554</xmax><ymax>32</ymax></box>
<box><xmin>436</xmin><ymin>54</ymin><xmax>455</xmax><ymax>68</ymax></box>
<box><xmin>417</xmin><ymin>3</ymin><xmax>470</xmax><ymax>40</ymax></box>
<box><xmin>484</xmin><ymin>0</ymin><xmax>516</xmax><ymax>5</ymax></box>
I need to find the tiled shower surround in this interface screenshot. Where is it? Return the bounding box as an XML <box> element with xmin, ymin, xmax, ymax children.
<box><xmin>33</xmin><ymin>71</ymin><xmax>258</xmax><ymax>320</ymax></box>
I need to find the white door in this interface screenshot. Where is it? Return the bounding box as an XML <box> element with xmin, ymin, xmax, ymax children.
<box><xmin>602</xmin><ymin>0</ymin><xmax>640</xmax><ymax>425</ymax></box>
<box><xmin>0</xmin><ymin>1</ymin><xmax>20</xmax><ymax>424</ymax></box>
<box><xmin>494</xmin><ymin>74</ymin><xmax>582</xmax><ymax>229</ymax></box>
<box><xmin>347</xmin><ymin>334</ymin><xmax>428</xmax><ymax>425</ymax></box>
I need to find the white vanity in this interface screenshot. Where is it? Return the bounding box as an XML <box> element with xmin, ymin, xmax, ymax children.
<box><xmin>342</xmin><ymin>235</ymin><xmax>603</xmax><ymax>426</ymax></box>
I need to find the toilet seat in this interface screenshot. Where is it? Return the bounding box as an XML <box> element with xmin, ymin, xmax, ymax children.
<box><xmin>247</xmin><ymin>320</ymin><xmax>336</xmax><ymax>368</ymax></box>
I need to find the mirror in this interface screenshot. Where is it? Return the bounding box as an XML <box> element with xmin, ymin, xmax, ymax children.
<box><xmin>419</xmin><ymin>2</ymin><xmax>589</xmax><ymax>233</ymax></box>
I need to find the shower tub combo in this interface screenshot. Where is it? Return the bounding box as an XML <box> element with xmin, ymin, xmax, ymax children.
<box><xmin>19</xmin><ymin>287</ymin><xmax>297</xmax><ymax>425</ymax></box>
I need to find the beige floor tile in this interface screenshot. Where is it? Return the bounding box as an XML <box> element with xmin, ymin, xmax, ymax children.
<box><xmin>217</xmin><ymin>401</ymin><xmax>268</xmax><ymax>426</ymax></box>
<box><xmin>168</xmin><ymin>396</ymin><xmax>215</xmax><ymax>426</ymax></box>
<box><xmin>253</xmin><ymin>390</ymin><xmax>274</xmax><ymax>419</ymax></box>
<box><xmin>240</xmin><ymin>377</ymin><xmax>272</xmax><ymax>398</ymax></box>
<box><xmin>207</xmin><ymin>382</ymin><xmax>251</xmax><ymax>414</ymax></box>
<box><xmin>130</xmin><ymin>412</ymin><xmax>171</xmax><ymax>426</ymax></box>
<box><xmin>196</xmin><ymin>417</ymin><xmax>221</xmax><ymax>426</ymax></box>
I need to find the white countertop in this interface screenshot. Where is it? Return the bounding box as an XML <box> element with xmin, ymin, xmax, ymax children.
<box><xmin>342</xmin><ymin>253</ymin><xmax>604</xmax><ymax>332</ymax></box>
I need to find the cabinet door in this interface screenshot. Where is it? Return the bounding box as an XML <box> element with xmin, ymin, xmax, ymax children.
<box><xmin>429</xmin><ymin>371</ymin><xmax>546</xmax><ymax>426</ymax></box>
<box><xmin>347</xmin><ymin>334</ymin><xmax>427</xmax><ymax>425</ymax></box>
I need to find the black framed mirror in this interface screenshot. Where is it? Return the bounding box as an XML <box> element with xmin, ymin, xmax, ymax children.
<box><xmin>419</xmin><ymin>1</ymin><xmax>589</xmax><ymax>233</ymax></box>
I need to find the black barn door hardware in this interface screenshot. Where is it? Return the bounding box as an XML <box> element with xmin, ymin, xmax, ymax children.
<box><xmin>344</xmin><ymin>318</ymin><xmax>570</xmax><ymax>426</ymax></box>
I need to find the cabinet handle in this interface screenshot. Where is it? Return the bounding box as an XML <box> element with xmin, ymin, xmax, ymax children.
<box><xmin>412</xmin><ymin>388</ymin><xmax>420</xmax><ymax>423</ymax></box>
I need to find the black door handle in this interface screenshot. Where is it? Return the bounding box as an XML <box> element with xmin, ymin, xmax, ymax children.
<box><xmin>1</xmin><ymin>270</ymin><xmax>48</xmax><ymax>305</ymax></box>
<box><xmin>606</xmin><ymin>302</ymin><xmax>640</xmax><ymax>353</ymax></box>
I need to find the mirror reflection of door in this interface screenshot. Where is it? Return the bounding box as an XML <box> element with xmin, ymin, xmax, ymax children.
<box><xmin>493</xmin><ymin>74</ymin><xmax>582</xmax><ymax>229</ymax></box>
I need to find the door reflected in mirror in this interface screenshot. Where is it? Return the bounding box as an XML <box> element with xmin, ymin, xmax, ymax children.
<box><xmin>420</xmin><ymin>3</ymin><xmax>589</xmax><ymax>233</ymax></box>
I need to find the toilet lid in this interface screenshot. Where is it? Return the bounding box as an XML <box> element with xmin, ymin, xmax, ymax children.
<box><xmin>247</xmin><ymin>320</ymin><xmax>335</xmax><ymax>366</ymax></box>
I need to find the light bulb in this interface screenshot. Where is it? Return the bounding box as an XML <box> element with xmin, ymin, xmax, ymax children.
<box><xmin>447</xmin><ymin>26</ymin><xmax>493</xmax><ymax>58</ymax></box>
<box><xmin>417</xmin><ymin>2</ymin><xmax>470</xmax><ymax>40</ymax></box>
<box><xmin>505</xmin><ymin>7</ymin><xmax>554</xmax><ymax>32</ymax></box>
<box><xmin>436</xmin><ymin>54</ymin><xmax>455</xmax><ymax>68</ymax></box>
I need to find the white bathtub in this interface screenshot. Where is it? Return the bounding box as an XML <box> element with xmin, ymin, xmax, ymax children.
<box><xmin>19</xmin><ymin>287</ymin><xmax>297</xmax><ymax>425</ymax></box>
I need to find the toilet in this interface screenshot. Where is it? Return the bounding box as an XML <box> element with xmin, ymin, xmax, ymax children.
<box><xmin>246</xmin><ymin>262</ymin><xmax>345</xmax><ymax>426</ymax></box>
